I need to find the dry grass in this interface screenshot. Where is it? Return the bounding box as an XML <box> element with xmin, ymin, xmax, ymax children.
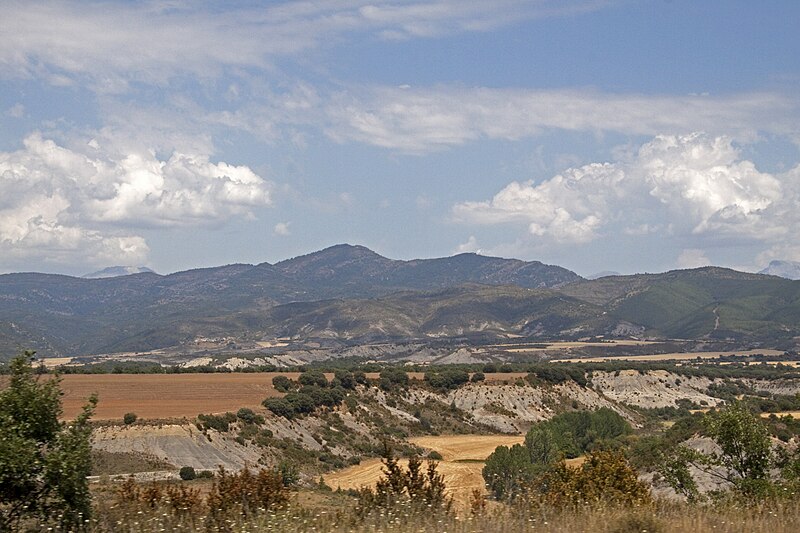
<box><xmin>761</xmin><ymin>410</ymin><xmax>800</xmax><ymax>419</ymax></box>
<box><xmin>500</xmin><ymin>340</ymin><xmax>658</xmax><ymax>353</ymax></box>
<box><xmin>89</xmin><ymin>496</ymin><xmax>800</xmax><ymax>532</ymax></box>
<box><xmin>554</xmin><ymin>349</ymin><xmax>785</xmax><ymax>363</ymax></box>
<box><xmin>325</xmin><ymin>435</ymin><xmax>525</xmax><ymax>509</ymax></box>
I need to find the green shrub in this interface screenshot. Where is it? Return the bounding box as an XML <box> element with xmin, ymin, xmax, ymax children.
<box><xmin>424</xmin><ymin>369</ymin><xmax>470</xmax><ymax>391</ymax></box>
<box><xmin>179</xmin><ymin>466</ymin><xmax>197</xmax><ymax>481</ymax></box>
<box><xmin>298</xmin><ymin>370</ymin><xmax>328</xmax><ymax>388</ymax></box>
<box><xmin>272</xmin><ymin>375</ymin><xmax>294</xmax><ymax>393</ymax></box>
<box><xmin>470</xmin><ymin>371</ymin><xmax>485</xmax><ymax>382</ymax></box>
<box><xmin>534</xmin><ymin>450</ymin><xmax>651</xmax><ymax>508</ymax></box>
<box><xmin>263</xmin><ymin>398</ymin><xmax>295</xmax><ymax>419</ymax></box>
<box><xmin>236</xmin><ymin>407</ymin><xmax>259</xmax><ymax>424</ymax></box>
<box><xmin>123</xmin><ymin>412</ymin><xmax>137</xmax><ymax>425</ymax></box>
<box><xmin>197</xmin><ymin>412</ymin><xmax>237</xmax><ymax>432</ymax></box>
<box><xmin>379</xmin><ymin>368</ymin><xmax>409</xmax><ymax>390</ymax></box>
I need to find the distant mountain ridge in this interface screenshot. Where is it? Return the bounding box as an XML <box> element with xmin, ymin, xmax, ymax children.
<box><xmin>1</xmin><ymin>246</ymin><xmax>799</xmax><ymax>359</ymax></box>
<box><xmin>759</xmin><ymin>260</ymin><xmax>800</xmax><ymax>280</ymax></box>
<box><xmin>82</xmin><ymin>266</ymin><xmax>156</xmax><ymax>279</ymax></box>
<box><xmin>0</xmin><ymin>244</ymin><xmax>580</xmax><ymax>357</ymax></box>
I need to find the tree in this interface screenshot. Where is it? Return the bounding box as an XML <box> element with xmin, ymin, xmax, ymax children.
<box><xmin>123</xmin><ymin>412</ymin><xmax>137</xmax><ymax>425</ymax></box>
<box><xmin>659</xmin><ymin>402</ymin><xmax>774</xmax><ymax>498</ymax></box>
<box><xmin>482</xmin><ymin>444</ymin><xmax>542</xmax><ymax>500</ymax></box>
<box><xmin>0</xmin><ymin>352</ymin><xmax>97</xmax><ymax>530</ymax></box>
<box><xmin>179</xmin><ymin>466</ymin><xmax>197</xmax><ymax>481</ymax></box>
<box><xmin>298</xmin><ymin>370</ymin><xmax>328</xmax><ymax>388</ymax></box>
<box><xmin>272</xmin><ymin>375</ymin><xmax>294</xmax><ymax>393</ymax></box>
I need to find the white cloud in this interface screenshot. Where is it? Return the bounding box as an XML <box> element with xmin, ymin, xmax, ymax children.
<box><xmin>453</xmin><ymin>133</ymin><xmax>797</xmax><ymax>262</ymax></box>
<box><xmin>0</xmin><ymin>1</ymin><xmax>610</xmax><ymax>89</ymax></box>
<box><xmin>676</xmin><ymin>249</ymin><xmax>711</xmax><ymax>269</ymax></box>
<box><xmin>273</xmin><ymin>222</ymin><xmax>291</xmax><ymax>236</ymax></box>
<box><xmin>0</xmin><ymin>132</ymin><xmax>272</xmax><ymax>267</ymax></box>
<box><xmin>5</xmin><ymin>103</ymin><xmax>24</xmax><ymax>118</ymax></box>
<box><xmin>455</xmin><ymin>235</ymin><xmax>481</xmax><ymax>254</ymax></box>
<box><xmin>326</xmin><ymin>87</ymin><xmax>798</xmax><ymax>152</ymax></box>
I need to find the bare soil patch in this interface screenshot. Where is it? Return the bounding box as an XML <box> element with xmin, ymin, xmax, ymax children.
<box><xmin>57</xmin><ymin>373</ymin><xmax>295</xmax><ymax>420</ymax></box>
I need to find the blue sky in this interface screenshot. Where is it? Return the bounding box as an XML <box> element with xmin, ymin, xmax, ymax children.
<box><xmin>1</xmin><ymin>0</ymin><xmax>799</xmax><ymax>276</ymax></box>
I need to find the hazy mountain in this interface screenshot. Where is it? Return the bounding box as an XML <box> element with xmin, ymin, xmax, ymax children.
<box><xmin>2</xmin><ymin>246</ymin><xmax>799</xmax><ymax>360</ymax></box>
<box><xmin>587</xmin><ymin>271</ymin><xmax>621</xmax><ymax>280</ymax></box>
<box><xmin>759</xmin><ymin>260</ymin><xmax>800</xmax><ymax>280</ymax></box>
<box><xmin>0</xmin><ymin>244</ymin><xmax>580</xmax><ymax>357</ymax></box>
<box><xmin>82</xmin><ymin>266</ymin><xmax>156</xmax><ymax>279</ymax></box>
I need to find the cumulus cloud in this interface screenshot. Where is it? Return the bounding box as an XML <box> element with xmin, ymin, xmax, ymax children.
<box><xmin>455</xmin><ymin>235</ymin><xmax>481</xmax><ymax>254</ymax></box>
<box><xmin>326</xmin><ymin>87</ymin><xmax>798</xmax><ymax>152</ymax></box>
<box><xmin>273</xmin><ymin>222</ymin><xmax>291</xmax><ymax>236</ymax></box>
<box><xmin>676</xmin><ymin>249</ymin><xmax>711</xmax><ymax>269</ymax></box>
<box><xmin>5</xmin><ymin>103</ymin><xmax>24</xmax><ymax>118</ymax></box>
<box><xmin>452</xmin><ymin>133</ymin><xmax>796</xmax><ymax>261</ymax></box>
<box><xmin>0</xmin><ymin>133</ymin><xmax>272</xmax><ymax>267</ymax></box>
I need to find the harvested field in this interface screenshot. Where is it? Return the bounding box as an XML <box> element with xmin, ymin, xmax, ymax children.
<box><xmin>553</xmin><ymin>349</ymin><xmax>785</xmax><ymax>363</ymax></box>
<box><xmin>57</xmin><ymin>373</ymin><xmax>298</xmax><ymax>420</ymax></box>
<box><xmin>40</xmin><ymin>372</ymin><xmax>533</xmax><ymax>421</ymax></box>
<box><xmin>761</xmin><ymin>410</ymin><xmax>800</xmax><ymax>419</ymax></box>
<box><xmin>324</xmin><ymin>434</ymin><xmax>524</xmax><ymax>507</ymax></box>
<box><xmin>497</xmin><ymin>340</ymin><xmax>657</xmax><ymax>353</ymax></box>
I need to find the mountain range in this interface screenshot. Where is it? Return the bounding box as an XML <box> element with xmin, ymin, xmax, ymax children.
<box><xmin>759</xmin><ymin>260</ymin><xmax>800</xmax><ymax>280</ymax></box>
<box><xmin>1</xmin><ymin>244</ymin><xmax>799</xmax><ymax>359</ymax></box>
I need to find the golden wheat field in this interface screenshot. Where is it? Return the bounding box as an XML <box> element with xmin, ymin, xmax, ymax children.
<box><xmin>324</xmin><ymin>434</ymin><xmax>525</xmax><ymax>507</ymax></box>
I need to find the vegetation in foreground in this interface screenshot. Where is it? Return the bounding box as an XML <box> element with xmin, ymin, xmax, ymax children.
<box><xmin>6</xmin><ymin>353</ymin><xmax>800</xmax><ymax>531</ymax></box>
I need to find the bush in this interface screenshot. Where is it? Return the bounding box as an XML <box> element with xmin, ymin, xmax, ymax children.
<box><xmin>470</xmin><ymin>371</ymin><xmax>485</xmax><ymax>383</ymax></box>
<box><xmin>356</xmin><ymin>446</ymin><xmax>451</xmax><ymax>517</ymax></box>
<box><xmin>179</xmin><ymin>466</ymin><xmax>197</xmax><ymax>481</ymax></box>
<box><xmin>298</xmin><ymin>370</ymin><xmax>328</xmax><ymax>388</ymax></box>
<box><xmin>424</xmin><ymin>369</ymin><xmax>470</xmax><ymax>391</ymax></box>
<box><xmin>263</xmin><ymin>398</ymin><xmax>295</xmax><ymax>419</ymax></box>
<box><xmin>534</xmin><ymin>450</ymin><xmax>651</xmax><ymax>508</ymax></box>
<box><xmin>197</xmin><ymin>412</ymin><xmax>237</xmax><ymax>432</ymax></box>
<box><xmin>123</xmin><ymin>412</ymin><xmax>137</xmax><ymax>425</ymax></box>
<box><xmin>272</xmin><ymin>375</ymin><xmax>294</xmax><ymax>393</ymax></box>
<box><xmin>207</xmin><ymin>467</ymin><xmax>288</xmax><ymax>526</ymax></box>
<box><xmin>379</xmin><ymin>368</ymin><xmax>409</xmax><ymax>390</ymax></box>
<box><xmin>333</xmin><ymin>369</ymin><xmax>357</xmax><ymax>389</ymax></box>
<box><xmin>236</xmin><ymin>407</ymin><xmax>259</xmax><ymax>424</ymax></box>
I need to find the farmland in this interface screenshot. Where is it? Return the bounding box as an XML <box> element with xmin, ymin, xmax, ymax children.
<box><xmin>58</xmin><ymin>373</ymin><xmax>292</xmax><ymax>420</ymax></box>
<box><xmin>56</xmin><ymin>372</ymin><xmax>534</xmax><ymax>420</ymax></box>
<box><xmin>324</xmin><ymin>435</ymin><xmax>525</xmax><ymax>506</ymax></box>
<box><xmin>553</xmin><ymin>348</ymin><xmax>785</xmax><ymax>363</ymax></box>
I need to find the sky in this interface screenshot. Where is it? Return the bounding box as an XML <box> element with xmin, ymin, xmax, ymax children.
<box><xmin>1</xmin><ymin>0</ymin><xmax>799</xmax><ymax>277</ymax></box>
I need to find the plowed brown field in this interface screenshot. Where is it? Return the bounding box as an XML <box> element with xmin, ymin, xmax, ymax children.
<box><xmin>57</xmin><ymin>373</ymin><xmax>296</xmax><ymax>420</ymax></box>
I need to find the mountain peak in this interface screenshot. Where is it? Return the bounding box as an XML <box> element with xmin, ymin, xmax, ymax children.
<box><xmin>759</xmin><ymin>260</ymin><xmax>800</xmax><ymax>280</ymax></box>
<box><xmin>82</xmin><ymin>266</ymin><xmax>156</xmax><ymax>279</ymax></box>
